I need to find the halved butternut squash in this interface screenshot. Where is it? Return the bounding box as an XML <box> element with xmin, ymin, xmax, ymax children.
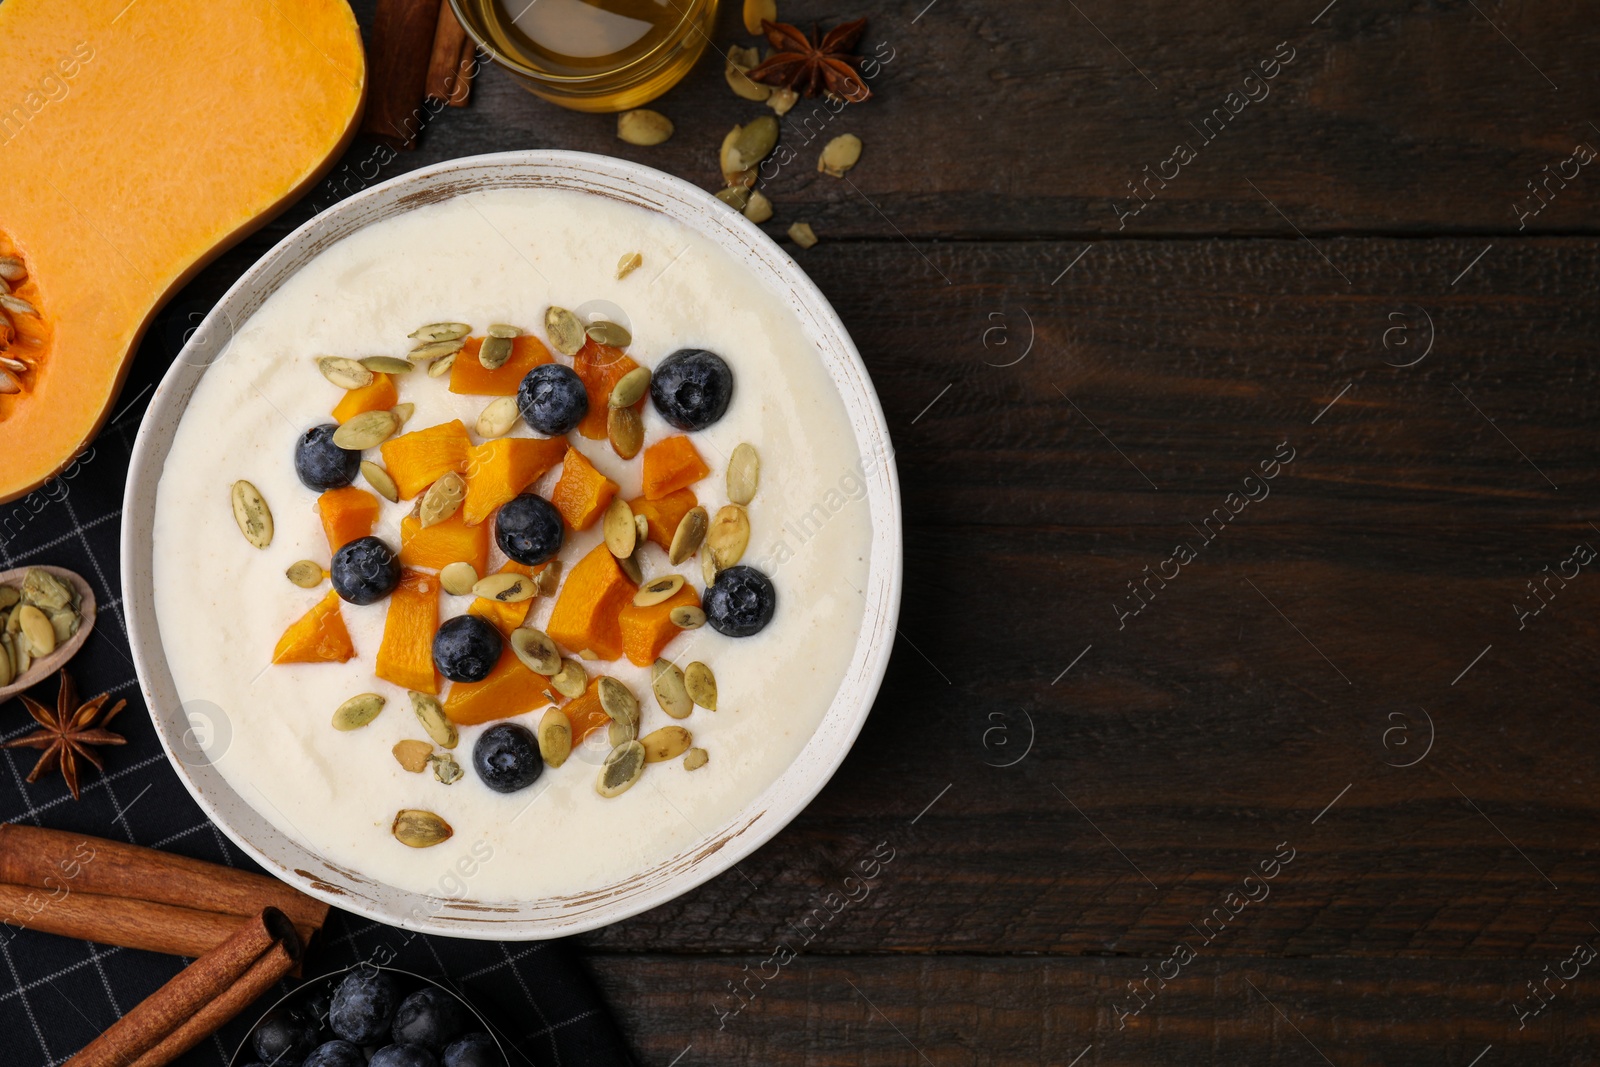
<box><xmin>562</xmin><ymin>679</ymin><xmax>612</xmax><ymax>744</ymax></box>
<box><xmin>462</xmin><ymin>436</ymin><xmax>567</xmax><ymax>526</ymax></box>
<box><xmin>629</xmin><ymin>489</ymin><xmax>698</xmax><ymax>551</ymax></box>
<box><xmin>379</xmin><ymin>420</ymin><xmax>472</xmax><ymax>500</ymax></box>
<box><xmin>450</xmin><ymin>334</ymin><xmax>551</xmax><ymax>396</ymax></box>
<box><xmin>272</xmin><ymin>589</ymin><xmax>356</xmax><ymax>664</ymax></box>
<box><xmin>550</xmin><ymin>447</ymin><xmax>619</xmax><ymax>531</ymax></box>
<box><xmin>399</xmin><ymin>510</ymin><xmax>490</xmax><ymax>576</ymax></box>
<box><xmin>546</xmin><ymin>543</ymin><xmax>637</xmax><ymax>660</ymax></box>
<box><xmin>442</xmin><ymin>645</ymin><xmax>553</xmax><ymax>726</ymax></box>
<box><xmin>332</xmin><ymin>373</ymin><xmax>398</xmax><ymax>422</ymax></box>
<box><xmin>0</xmin><ymin>0</ymin><xmax>365</xmax><ymax>503</ymax></box>
<box><xmin>317</xmin><ymin>486</ymin><xmax>381</xmax><ymax>552</ymax></box>
<box><xmin>375</xmin><ymin>569</ymin><xmax>440</xmax><ymax>694</ymax></box>
<box><xmin>572</xmin><ymin>340</ymin><xmax>642</xmax><ymax>440</ymax></box>
<box><xmin>619</xmin><ymin>584</ymin><xmax>700</xmax><ymax>667</ymax></box>
<box><xmin>641</xmin><ymin>435</ymin><xmax>710</xmax><ymax>500</ymax></box>
<box><xmin>467</xmin><ymin>560</ymin><xmax>546</xmax><ymax>633</ymax></box>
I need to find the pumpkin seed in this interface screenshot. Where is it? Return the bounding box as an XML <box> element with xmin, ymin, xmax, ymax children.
<box><xmin>617</xmin><ymin>550</ymin><xmax>644</xmax><ymax>585</ymax></box>
<box><xmin>733</xmin><ymin>116</ymin><xmax>779</xmax><ymax>171</ymax></box>
<box><xmin>617</xmin><ymin>108</ymin><xmax>674</xmax><ymax>146</ymax></box>
<box><xmin>616</xmin><ymin>252</ymin><xmax>643</xmax><ymax>280</ymax></box>
<box><xmin>431</xmin><ymin>752</ymin><xmax>464</xmax><ymax>784</ymax></box>
<box><xmin>545</xmin><ymin>306</ymin><xmax>586</xmax><ymax>355</ymax></box>
<box><xmin>427</xmin><ymin>352</ymin><xmax>457</xmax><ymax>378</ymax></box>
<box><xmin>715</xmin><ymin>187</ymin><xmax>752</xmax><ymax>211</ymax></box>
<box><xmin>16</xmin><ymin>605</ymin><xmax>53</xmax><ymax>656</ymax></box>
<box><xmin>684</xmin><ymin>747</ymin><xmax>709</xmax><ymax>770</ymax></box>
<box><xmin>538</xmin><ymin>708</ymin><xmax>572</xmax><ymax>767</ymax></box>
<box><xmin>633</xmin><ymin>574</ymin><xmax>684</xmax><ymax>607</ymax></box>
<box><xmin>410</xmin><ymin>691</ymin><xmax>458</xmax><ymax>749</ymax></box>
<box><xmin>635</xmin><ymin>514</ymin><xmax>650</xmax><ymax>542</ymax></box>
<box><xmin>22</xmin><ymin>569</ymin><xmax>73</xmax><ymax>612</ymax></box>
<box><xmin>13</xmin><ymin>637</ymin><xmax>29</xmax><ymax>676</ymax></box>
<box><xmin>48</xmin><ymin>610</ymin><xmax>77</xmax><ymax>645</ymax></box>
<box><xmin>0</xmin><ymin>586</ymin><xmax>17</xmax><ymax>609</ymax></box>
<box><xmin>0</xmin><ymin>256</ymin><xmax>25</xmax><ymax>281</ymax></box>
<box><xmin>0</xmin><ymin>355</ymin><xmax>26</xmax><ymax>373</ymax></box>
<box><xmin>332</xmin><ymin>410</ymin><xmax>399</xmax><ymax>450</ymax></box>
<box><xmin>392</xmin><ymin>809</ymin><xmax>453</xmax><ymax>848</ymax></box>
<box><xmin>742</xmin><ymin>0</ymin><xmax>776</xmax><ymax>34</ymax></box>
<box><xmin>410</xmin><ymin>322</ymin><xmax>471</xmax><ymax>343</ymax></box>
<box><xmin>318</xmin><ymin>357</ymin><xmax>374</xmax><ymax>390</ymax></box>
<box><xmin>5</xmin><ymin>605</ymin><xmax>19</xmax><ymax>633</ymax></box>
<box><xmin>669</xmin><ymin>506</ymin><xmax>708</xmax><ymax>565</ymax></box>
<box><xmin>597</xmin><ymin>741</ymin><xmax>646</xmax><ymax>797</ymax></box>
<box><xmin>609</xmin><ymin>366</ymin><xmax>651</xmax><ymax>408</ymax></box>
<box><xmin>726</xmin><ymin>45</ymin><xmax>771</xmax><ymax>102</ymax></box>
<box><xmin>788</xmin><ymin>221</ymin><xmax>818</xmax><ymax>249</ymax></box>
<box><xmin>585</xmin><ymin>319</ymin><xmax>632</xmax><ymax>347</ymax></box>
<box><xmin>707</xmin><ymin>505</ymin><xmax>751</xmax><ymax>569</ymax></box>
<box><xmin>286</xmin><ymin>560</ymin><xmax>324</xmax><ymax>588</ymax></box>
<box><xmin>685</xmin><ymin>661</ymin><xmax>718</xmax><ymax>710</ymax></box>
<box><xmin>392</xmin><ymin>402</ymin><xmax>416</xmax><ymax>426</ymax></box>
<box><xmin>0</xmin><ymin>371</ymin><xmax>19</xmax><ymax>395</ymax></box>
<box><xmin>608</xmin><ymin>406</ymin><xmax>643</xmax><ymax>459</ymax></box>
<box><xmin>642</xmin><ymin>725</ymin><xmax>693</xmax><ymax>763</ymax></box>
<box><xmin>332</xmin><ymin>693</ymin><xmax>386</xmax><ymax>731</ymax></box>
<box><xmin>409</xmin><ymin>337</ymin><xmax>467</xmax><ymax>361</ymax></box>
<box><xmin>361</xmin><ymin>460</ymin><xmax>399</xmax><ymax>502</ymax></box>
<box><xmin>608</xmin><ymin>718</ymin><xmax>637</xmax><ymax>746</ymax></box>
<box><xmin>510</xmin><ymin>627</ymin><xmax>561</xmax><ymax>675</ymax></box>
<box><xmin>818</xmin><ymin>134</ymin><xmax>863</xmax><ymax>178</ymax></box>
<box><xmin>651</xmin><ymin>658</ymin><xmax>693</xmax><ymax>719</ymax></box>
<box><xmin>418</xmin><ymin>471</ymin><xmax>466</xmax><ymax>528</ymax></box>
<box><xmin>474</xmin><ymin>397</ymin><xmax>518</xmax><ymax>440</ymax></box>
<box><xmin>767</xmin><ymin>87</ymin><xmax>798</xmax><ymax>116</ymax></box>
<box><xmin>598</xmin><ymin>676</ymin><xmax>640</xmax><ymax>725</ymax></box>
<box><xmin>702</xmin><ymin>551</ymin><xmax>719</xmax><ymax>587</ymax></box>
<box><xmin>0</xmin><ymin>294</ymin><xmax>38</xmax><ymax>317</ymax></box>
<box><xmin>360</xmin><ymin>356</ymin><xmax>416</xmax><ymax>375</ymax></box>
<box><xmin>670</xmin><ymin>605</ymin><xmax>706</xmax><ymax>629</ymax></box>
<box><xmin>473</xmin><ymin>572</ymin><xmax>534</xmax><ymax>602</ymax></box>
<box><xmin>720</xmin><ymin>127</ymin><xmax>757</xmax><ymax>188</ymax></box>
<box><xmin>603</xmin><ymin>498</ymin><xmax>637</xmax><ymax>559</ymax></box>
<box><xmin>743</xmin><ymin>189</ymin><xmax>774</xmax><ymax>224</ymax></box>
<box><xmin>230</xmin><ymin>480</ymin><xmax>273</xmax><ymax>549</ymax></box>
<box><xmin>393</xmin><ymin>739</ymin><xmax>433</xmax><ymax>773</ymax></box>
<box><xmin>479</xmin><ymin>334</ymin><xmax>513</xmax><ymax>370</ymax></box>
<box><xmin>439</xmin><ymin>562</ymin><xmax>478</xmax><ymax>597</ymax></box>
<box><xmin>0</xmin><ymin>637</ymin><xmax>11</xmax><ymax>687</ymax></box>
<box><xmin>727</xmin><ymin>444</ymin><xmax>760</xmax><ymax>504</ymax></box>
<box><xmin>551</xmin><ymin>658</ymin><xmax>588</xmax><ymax>699</ymax></box>
<box><xmin>488</xmin><ymin>323</ymin><xmax>522</xmax><ymax>339</ymax></box>
<box><xmin>535</xmin><ymin>560</ymin><xmax>563</xmax><ymax>596</ymax></box>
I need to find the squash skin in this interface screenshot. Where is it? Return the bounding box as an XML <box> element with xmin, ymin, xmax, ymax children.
<box><xmin>0</xmin><ymin>0</ymin><xmax>366</xmax><ymax>503</ymax></box>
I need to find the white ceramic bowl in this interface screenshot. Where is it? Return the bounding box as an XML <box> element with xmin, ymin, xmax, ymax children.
<box><xmin>122</xmin><ymin>151</ymin><xmax>901</xmax><ymax>939</ymax></box>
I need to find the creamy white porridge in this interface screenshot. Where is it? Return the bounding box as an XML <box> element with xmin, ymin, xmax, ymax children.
<box><xmin>152</xmin><ymin>188</ymin><xmax>872</xmax><ymax>901</ymax></box>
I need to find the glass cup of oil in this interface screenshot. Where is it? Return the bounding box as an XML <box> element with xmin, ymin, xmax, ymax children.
<box><xmin>450</xmin><ymin>0</ymin><xmax>719</xmax><ymax>112</ymax></box>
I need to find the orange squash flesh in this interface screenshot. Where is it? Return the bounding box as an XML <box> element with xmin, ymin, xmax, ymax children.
<box><xmin>462</xmin><ymin>437</ymin><xmax>568</xmax><ymax>526</ymax></box>
<box><xmin>317</xmin><ymin>486</ymin><xmax>381</xmax><ymax>552</ymax></box>
<box><xmin>546</xmin><ymin>543</ymin><xmax>637</xmax><ymax>660</ymax></box>
<box><xmin>0</xmin><ymin>0</ymin><xmax>365</xmax><ymax>503</ymax></box>
<box><xmin>629</xmin><ymin>489</ymin><xmax>698</xmax><ymax>551</ymax></box>
<box><xmin>641</xmin><ymin>435</ymin><xmax>711</xmax><ymax>500</ymax></box>
<box><xmin>375</xmin><ymin>570</ymin><xmax>441</xmax><ymax>694</ymax></box>
<box><xmin>379</xmin><ymin>420</ymin><xmax>473</xmax><ymax>500</ymax></box>
<box><xmin>443</xmin><ymin>645</ymin><xmax>553</xmax><ymax>726</ymax></box>
<box><xmin>451</xmin><ymin>335</ymin><xmax>552</xmax><ymax>396</ymax></box>
<box><xmin>272</xmin><ymin>590</ymin><xmax>356</xmax><ymax>664</ymax></box>
<box><xmin>550</xmin><ymin>447</ymin><xmax>620</xmax><ymax>531</ymax></box>
<box><xmin>332</xmin><ymin>374</ymin><xmax>398</xmax><ymax>422</ymax></box>
<box><xmin>573</xmin><ymin>340</ymin><xmax>642</xmax><ymax>440</ymax></box>
<box><xmin>467</xmin><ymin>560</ymin><xmax>546</xmax><ymax>633</ymax></box>
<box><xmin>619</xmin><ymin>585</ymin><xmax>700</xmax><ymax>667</ymax></box>
<box><xmin>399</xmin><ymin>511</ymin><xmax>490</xmax><ymax>576</ymax></box>
<box><xmin>562</xmin><ymin>679</ymin><xmax>612</xmax><ymax>744</ymax></box>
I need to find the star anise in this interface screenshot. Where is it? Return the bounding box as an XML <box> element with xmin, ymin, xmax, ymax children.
<box><xmin>746</xmin><ymin>18</ymin><xmax>873</xmax><ymax>102</ymax></box>
<box><xmin>4</xmin><ymin>670</ymin><xmax>125</xmax><ymax>800</ymax></box>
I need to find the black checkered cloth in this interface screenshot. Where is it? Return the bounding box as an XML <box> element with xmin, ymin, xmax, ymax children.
<box><xmin>0</xmin><ymin>326</ymin><xmax>633</xmax><ymax>1066</ymax></box>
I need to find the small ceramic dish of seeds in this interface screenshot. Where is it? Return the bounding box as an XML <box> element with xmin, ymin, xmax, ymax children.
<box><xmin>0</xmin><ymin>566</ymin><xmax>95</xmax><ymax>700</ymax></box>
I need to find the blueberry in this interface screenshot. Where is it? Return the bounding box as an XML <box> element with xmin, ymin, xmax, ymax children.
<box><xmin>650</xmin><ymin>349</ymin><xmax>733</xmax><ymax>431</ymax></box>
<box><xmin>433</xmin><ymin>615</ymin><xmax>502</xmax><ymax>683</ymax></box>
<box><xmin>472</xmin><ymin>723</ymin><xmax>543</xmax><ymax>793</ymax></box>
<box><xmin>328</xmin><ymin>969</ymin><xmax>400</xmax><ymax>1045</ymax></box>
<box><xmin>304</xmin><ymin>1040</ymin><xmax>366</xmax><ymax>1067</ymax></box>
<box><xmin>294</xmin><ymin>423</ymin><xmax>360</xmax><ymax>491</ymax></box>
<box><xmin>704</xmin><ymin>565</ymin><xmax>776</xmax><ymax>637</ymax></box>
<box><xmin>443</xmin><ymin>1032</ymin><xmax>505</xmax><ymax>1067</ymax></box>
<box><xmin>517</xmin><ymin>364</ymin><xmax>587</xmax><ymax>435</ymax></box>
<box><xmin>391</xmin><ymin>987</ymin><xmax>468</xmax><ymax>1051</ymax></box>
<box><xmin>371</xmin><ymin>1045</ymin><xmax>440</xmax><ymax>1067</ymax></box>
<box><xmin>494</xmin><ymin>493</ymin><xmax>563</xmax><ymax>566</ymax></box>
<box><xmin>330</xmin><ymin>535</ymin><xmax>401</xmax><ymax>605</ymax></box>
<box><xmin>251</xmin><ymin>1007</ymin><xmax>318</xmax><ymax>1064</ymax></box>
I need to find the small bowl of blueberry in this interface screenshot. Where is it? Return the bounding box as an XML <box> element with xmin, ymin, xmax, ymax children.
<box><xmin>234</xmin><ymin>965</ymin><xmax>507</xmax><ymax>1067</ymax></box>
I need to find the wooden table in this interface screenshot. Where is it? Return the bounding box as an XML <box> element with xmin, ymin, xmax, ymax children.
<box><xmin>197</xmin><ymin>1</ymin><xmax>1599</xmax><ymax>1062</ymax></box>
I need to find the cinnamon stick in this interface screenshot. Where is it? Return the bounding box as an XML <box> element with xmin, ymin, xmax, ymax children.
<box><xmin>365</xmin><ymin>0</ymin><xmax>445</xmax><ymax>148</ymax></box>
<box><xmin>453</xmin><ymin>33</ymin><xmax>479</xmax><ymax>107</ymax></box>
<box><xmin>426</xmin><ymin>1</ymin><xmax>475</xmax><ymax>106</ymax></box>
<box><xmin>0</xmin><ymin>883</ymin><xmax>271</xmax><ymax>959</ymax></box>
<box><xmin>66</xmin><ymin>908</ymin><xmax>301</xmax><ymax>1067</ymax></box>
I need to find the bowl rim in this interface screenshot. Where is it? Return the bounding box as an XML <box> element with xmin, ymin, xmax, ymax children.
<box><xmin>122</xmin><ymin>149</ymin><xmax>902</xmax><ymax>939</ymax></box>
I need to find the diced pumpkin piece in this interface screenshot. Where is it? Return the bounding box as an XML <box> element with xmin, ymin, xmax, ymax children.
<box><xmin>619</xmin><ymin>585</ymin><xmax>700</xmax><ymax>667</ymax></box>
<box><xmin>451</xmin><ymin>334</ymin><xmax>552</xmax><ymax>396</ymax></box>
<box><xmin>562</xmin><ymin>679</ymin><xmax>611</xmax><ymax>744</ymax></box>
<box><xmin>331</xmin><ymin>373</ymin><xmax>398</xmax><ymax>422</ymax></box>
<box><xmin>467</xmin><ymin>560</ymin><xmax>547</xmax><ymax>634</ymax></box>
<box><xmin>317</xmin><ymin>486</ymin><xmax>381</xmax><ymax>552</ymax></box>
<box><xmin>641</xmin><ymin>435</ymin><xmax>711</xmax><ymax>500</ymax></box>
<box><xmin>546</xmin><ymin>543</ymin><xmax>637</xmax><ymax>660</ymax></box>
<box><xmin>443</xmin><ymin>645</ymin><xmax>554</xmax><ymax>726</ymax></box>
<box><xmin>573</xmin><ymin>340</ymin><xmax>643</xmax><ymax>440</ymax></box>
<box><xmin>462</xmin><ymin>437</ymin><xmax>568</xmax><ymax>526</ymax></box>
<box><xmin>550</xmin><ymin>447</ymin><xmax>620</xmax><ymax>531</ymax></box>
<box><xmin>399</xmin><ymin>510</ymin><xmax>490</xmax><ymax>575</ymax></box>
<box><xmin>375</xmin><ymin>570</ymin><xmax>440</xmax><ymax>694</ymax></box>
<box><xmin>379</xmin><ymin>419</ymin><xmax>472</xmax><ymax>499</ymax></box>
<box><xmin>272</xmin><ymin>590</ymin><xmax>356</xmax><ymax>664</ymax></box>
<box><xmin>629</xmin><ymin>489</ymin><xmax>698</xmax><ymax>551</ymax></box>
